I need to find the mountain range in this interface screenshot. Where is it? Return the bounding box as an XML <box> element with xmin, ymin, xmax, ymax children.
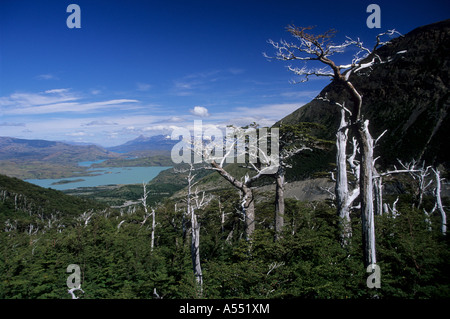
<box><xmin>0</xmin><ymin>135</ymin><xmax>178</xmax><ymax>179</ymax></box>
<box><xmin>0</xmin><ymin>136</ymin><xmax>116</xmax><ymax>164</ymax></box>
<box><xmin>106</xmin><ymin>134</ymin><xmax>178</xmax><ymax>155</ymax></box>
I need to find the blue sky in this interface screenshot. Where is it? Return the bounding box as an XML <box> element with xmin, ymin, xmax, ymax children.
<box><xmin>0</xmin><ymin>0</ymin><xmax>448</xmax><ymax>147</ymax></box>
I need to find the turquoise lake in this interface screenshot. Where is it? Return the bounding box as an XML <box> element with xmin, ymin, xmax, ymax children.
<box><xmin>25</xmin><ymin>162</ymin><xmax>171</xmax><ymax>191</ymax></box>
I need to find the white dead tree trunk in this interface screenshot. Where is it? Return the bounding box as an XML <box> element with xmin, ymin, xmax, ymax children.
<box><xmin>432</xmin><ymin>168</ymin><xmax>447</xmax><ymax>235</ymax></box>
<box><xmin>371</xmin><ymin>130</ymin><xmax>387</xmax><ymax>217</ymax></box>
<box><xmin>382</xmin><ymin>159</ymin><xmax>432</xmax><ymax>209</ymax></box>
<box><xmin>185</xmin><ymin>164</ymin><xmax>202</xmax><ymax>294</ymax></box>
<box><xmin>317</xmin><ymin>96</ymin><xmax>360</xmax><ymax>243</ymax></box>
<box><xmin>266</xmin><ymin>26</ymin><xmax>401</xmax><ymax>267</ymax></box>
<box><xmin>383</xmin><ymin>196</ymin><xmax>399</xmax><ymax>218</ymax></box>
<box><xmin>274</xmin><ymin>166</ymin><xmax>285</xmax><ymax>240</ymax></box>
<box><xmin>417</xmin><ymin>167</ymin><xmax>447</xmax><ymax>235</ymax></box>
<box><xmin>77</xmin><ymin>210</ymin><xmax>93</xmax><ymax>228</ymax></box>
<box><xmin>68</xmin><ymin>286</ymin><xmax>84</xmax><ymax>299</ymax></box>
<box><xmin>322</xmin><ymin>100</ymin><xmax>360</xmax><ymax>244</ymax></box>
<box><xmin>335</xmin><ymin>107</ymin><xmax>350</xmax><ymax>221</ymax></box>
<box><xmin>210</xmin><ymin>160</ymin><xmax>256</xmax><ymax>240</ymax></box>
<box><xmin>360</xmin><ymin>120</ymin><xmax>377</xmax><ymax>265</ymax></box>
<box><xmin>400</xmin><ymin>160</ymin><xmax>433</xmax><ymax>209</ymax></box>
<box><xmin>183</xmin><ymin>163</ymin><xmax>212</xmax><ymax>297</ymax></box>
<box><xmin>141</xmin><ymin>182</ymin><xmax>156</xmax><ymax>252</ymax></box>
<box><xmin>377</xmin><ymin>160</ymin><xmax>433</xmax><ymax>224</ymax></box>
<box><xmin>218</xmin><ymin>197</ymin><xmax>233</xmax><ymax>242</ymax></box>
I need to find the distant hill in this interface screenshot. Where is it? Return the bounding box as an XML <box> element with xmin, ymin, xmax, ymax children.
<box><xmin>0</xmin><ymin>136</ymin><xmax>119</xmax><ymax>179</ymax></box>
<box><xmin>276</xmin><ymin>19</ymin><xmax>450</xmax><ymax>171</ymax></box>
<box><xmin>107</xmin><ymin>134</ymin><xmax>178</xmax><ymax>155</ymax></box>
<box><xmin>0</xmin><ymin>173</ymin><xmax>106</xmax><ymax>222</ymax></box>
<box><xmin>0</xmin><ymin>136</ymin><xmax>117</xmax><ymax>164</ymax></box>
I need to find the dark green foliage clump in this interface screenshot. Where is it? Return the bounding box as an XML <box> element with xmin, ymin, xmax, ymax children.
<box><xmin>1</xmin><ymin>178</ymin><xmax>448</xmax><ymax>299</ymax></box>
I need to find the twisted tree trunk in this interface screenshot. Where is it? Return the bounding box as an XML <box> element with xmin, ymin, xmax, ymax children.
<box><xmin>210</xmin><ymin>160</ymin><xmax>255</xmax><ymax>240</ymax></box>
<box><xmin>335</xmin><ymin>108</ymin><xmax>352</xmax><ymax>244</ymax></box>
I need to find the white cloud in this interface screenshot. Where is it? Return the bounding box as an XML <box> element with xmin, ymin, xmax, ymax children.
<box><xmin>0</xmin><ymin>122</ymin><xmax>25</xmax><ymax>127</ymax></box>
<box><xmin>228</xmin><ymin>68</ymin><xmax>245</xmax><ymax>75</ymax></box>
<box><xmin>83</xmin><ymin>120</ymin><xmax>119</xmax><ymax>126</ymax></box>
<box><xmin>189</xmin><ymin>106</ymin><xmax>210</xmax><ymax>117</ymax></box>
<box><xmin>36</xmin><ymin>74</ymin><xmax>58</xmax><ymax>80</ymax></box>
<box><xmin>0</xmin><ymin>88</ymin><xmax>139</xmax><ymax>115</ymax></box>
<box><xmin>44</xmin><ymin>88</ymin><xmax>70</xmax><ymax>94</ymax></box>
<box><xmin>172</xmin><ymin>69</ymin><xmax>244</xmax><ymax>96</ymax></box>
<box><xmin>136</xmin><ymin>82</ymin><xmax>152</xmax><ymax>91</ymax></box>
<box><xmin>174</xmin><ymin>80</ymin><xmax>195</xmax><ymax>90</ymax></box>
<box><xmin>0</xmin><ymin>90</ymin><xmax>78</xmax><ymax>108</ymax></box>
<box><xmin>234</xmin><ymin>103</ymin><xmax>301</xmax><ymax>118</ymax></box>
<box><xmin>66</xmin><ymin>131</ymin><xmax>87</xmax><ymax>137</ymax></box>
<box><xmin>143</xmin><ymin>125</ymin><xmax>183</xmax><ymax>132</ymax></box>
<box><xmin>167</xmin><ymin>116</ymin><xmax>185</xmax><ymax>123</ymax></box>
<box><xmin>203</xmin><ymin>103</ymin><xmax>305</xmax><ymax>128</ymax></box>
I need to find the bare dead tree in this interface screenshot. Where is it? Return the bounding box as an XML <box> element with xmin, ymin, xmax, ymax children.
<box><xmin>153</xmin><ymin>288</ymin><xmax>162</xmax><ymax>299</ymax></box>
<box><xmin>68</xmin><ymin>286</ymin><xmax>84</xmax><ymax>299</ymax></box>
<box><xmin>183</xmin><ymin>163</ymin><xmax>213</xmax><ymax>297</ymax></box>
<box><xmin>4</xmin><ymin>219</ymin><xmax>17</xmax><ymax>232</ymax></box>
<box><xmin>181</xmin><ymin>121</ymin><xmax>320</xmax><ymax>243</ymax></box>
<box><xmin>432</xmin><ymin>168</ymin><xmax>447</xmax><ymax>235</ymax></box>
<box><xmin>383</xmin><ymin>196</ymin><xmax>399</xmax><ymax>218</ymax></box>
<box><xmin>218</xmin><ymin>196</ymin><xmax>233</xmax><ymax>242</ymax></box>
<box><xmin>317</xmin><ymin>97</ymin><xmax>359</xmax><ymax>244</ymax></box>
<box><xmin>271</xmin><ymin>123</ymin><xmax>323</xmax><ymax>240</ymax></box>
<box><xmin>384</xmin><ymin>164</ymin><xmax>447</xmax><ymax>235</ymax></box>
<box><xmin>77</xmin><ymin>210</ymin><xmax>94</xmax><ymax>228</ymax></box>
<box><xmin>375</xmin><ymin>159</ymin><xmax>431</xmax><ymax>218</ymax></box>
<box><xmin>189</xmin><ymin>125</ymin><xmax>272</xmax><ymax>240</ymax></box>
<box><xmin>266</xmin><ymin>25</ymin><xmax>401</xmax><ymax>267</ymax></box>
<box><xmin>140</xmin><ymin>182</ymin><xmax>156</xmax><ymax>252</ymax></box>
<box><xmin>395</xmin><ymin>160</ymin><xmax>433</xmax><ymax>209</ymax></box>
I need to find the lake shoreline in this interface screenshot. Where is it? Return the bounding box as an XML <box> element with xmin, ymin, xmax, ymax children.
<box><xmin>25</xmin><ymin>166</ymin><xmax>172</xmax><ymax>191</ymax></box>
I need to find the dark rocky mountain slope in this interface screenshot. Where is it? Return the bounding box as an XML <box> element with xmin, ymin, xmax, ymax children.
<box><xmin>277</xmin><ymin>19</ymin><xmax>450</xmax><ymax>171</ymax></box>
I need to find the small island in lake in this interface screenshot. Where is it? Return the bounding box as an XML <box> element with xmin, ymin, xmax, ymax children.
<box><xmin>51</xmin><ymin>179</ymin><xmax>85</xmax><ymax>185</ymax></box>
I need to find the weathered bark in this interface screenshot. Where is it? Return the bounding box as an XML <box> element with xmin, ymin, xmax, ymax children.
<box><xmin>274</xmin><ymin>167</ymin><xmax>285</xmax><ymax>241</ymax></box>
<box><xmin>151</xmin><ymin>208</ymin><xmax>156</xmax><ymax>252</ymax></box>
<box><xmin>321</xmin><ymin>50</ymin><xmax>377</xmax><ymax>266</ymax></box>
<box><xmin>373</xmin><ymin>167</ymin><xmax>383</xmax><ymax>216</ymax></box>
<box><xmin>191</xmin><ymin>207</ymin><xmax>203</xmax><ymax>295</ymax></box>
<box><xmin>358</xmin><ymin>120</ymin><xmax>376</xmax><ymax>267</ymax></box>
<box><xmin>433</xmin><ymin>168</ymin><xmax>447</xmax><ymax>235</ymax></box>
<box><xmin>185</xmin><ymin>165</ymin><xmax>203</xmax><ymax>296</ymax></box>
<box><xmin>141</xmin><ymin>183</ymin><xmax>155</xmax><ymax>252</ymax></box>
<box><xmin>335</xmin><ymin>107</ymin><xmax>352</xmax><ymax>243</ymax></box>
<box><xmin>242</xmin><ymin>186</ymin><xmax>255</xmax><ymax>240</ymax></box>
<box><xmin>340</xmin><ymin>74</ymin><xmax>377</xmax><ymax>267</ymax></box>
